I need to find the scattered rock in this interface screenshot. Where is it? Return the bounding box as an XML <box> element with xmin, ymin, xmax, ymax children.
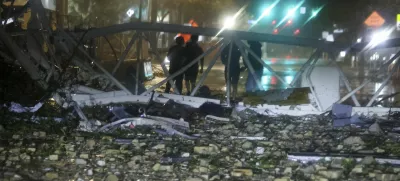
<box><xmin>45</xmin><ymin>172</ymin><xmax>58</xmax><ymax>180</ymax></box>
<box><xmin>39</xmin><ymin>131</ymin><xmax>46</xmax><ymax>137</ymax></box>
<box><xmin>369</xmin><ymin>122</ymin><xmax>383</xmax><ymax>134</ymax></box>
<box><xmin>87</xmin><ymin>169</ymin><xmax>93</xmax><ymax>176</ymax></box>
<box><xmin>160</xmin><ymin>165</ymin><xmax>173</xmax><ymax>172</ymax></box>
<box><xmin>86</xmin><ymin>139</ymin><xmax>96</xmax><ymax>149</ymax></box>
<box><xmin>79</xmin><ymin>153</ymin><xmax>89</xmax><ymax>159</ymax></box>
<box><xmin>152</xmin><ymin>163</ymin><xmax>161</xmax><ymax>171</ymax></box>
<box><xmin>318</xmin><ymin>169</ymin><xmax>343</xmax><ymax>179</ymax></box>
<box><xmin>351</xmin><ymin>165</ymin><xmax>363</xmax><ymax>174</ymax></box>
<box><xmin>233</xmin><ymin>169</ymin><xmax>253</xmax><ymax>176</ymax></box>
<box><xmin>283</xmin><ymin>167</ymin><xmax>292</xmax><ymax>175</ymax></box>
<box><xmin>75</xmin><ymin>159</ymin><xmax>87</xmax><ymax>165</ymax></box>
<box><xmin>343</xmin><ymin>136</ymin><xmax>365</xmax><ymax>145</ymax></box>
<box><xmin>274</xmin><ymin>177</ymin><xmax>291</xmax><ymax>181</ymax></box>
<box><xmin>152</xmin><ymin>144</ymin><xmax>165</xmax><ymax>150</ymax></box>
<box><xmin>242</xmin><ymin>141</ymin><xmax>253</xmax><ymax>149</ymax></box>
<box><xmin>285</xmin><ymin>124</ymin><xmax>296</xmax><ymax>130</ymax></box>
<box><xmin>0</xmin><ymin>125</ymin><xmax>4</xmax><ymax>132</ymax></box>
<box><xmin>49</xmin><ymin>155</ymin><xmax>58</xmax><ymax>161</ymax></box>
<box><xmin>12</xmin><ymin>134</ymin><xmax>20</xmax><ymax>139</ymax></box>
<box><xmin>361</xmin><ymin>156</ymin><xmax>375</xmax><ymax>165</ymax></box>
<box><xmin>97</xmin><ymin>160</ymin><xmax>106</xmax><ymax>167</ymax></box>
<box><xmin>301</xmin><ymin>165</ymin><xmax>315</xmax><ymax>174</ymax></box>
<box><xmin>186</xmin><ymin>178</ymin><xmax>202</xmax><ymax>181</ymax></box>
<box><xmin>330</xmin><ymin>159</ymin><xmax>343</xmax><ymax>169</ymax></box>
<box><xmin>374</xmin><ymin>147</ymin><xmax>385</xmax><ymax>153</ymax></box>
<box><xmin>105</xmin><ymin>174</ymin><xmax>119</xmax><ymax>181</ymax></box>
<box><xmin>375</xmin><ymin>173</ymin><xmax>398</xmax><ymax>181</ymax></box>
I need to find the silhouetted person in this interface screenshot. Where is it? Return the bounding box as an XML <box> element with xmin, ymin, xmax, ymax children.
<box><xmin>221</xmin><ymin>42</ymin><xmax>241</xmax><ymax>100</ymax></box>
<box><xmin>245</xmin><ymin>41</ymin><xmax>263</xmax><ymax>92</ymax></box>
<box><xmin>165</xmin><ymin>36</ymin><xmax>185</xmax><ymax>94</ymax></box>
<box><xmin>183</xmin><ymin>35</ymin><xmax>204</xmax><ymax>95</ymax></box>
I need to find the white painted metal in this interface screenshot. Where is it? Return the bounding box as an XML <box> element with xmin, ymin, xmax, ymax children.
<box><xmin>73</xmin><ymin>85</ymin><xmax>105</xmax><ymax>94</ymax></box>
<box><xmin>71</xmin><ymin>89</ymin><xmax>220</xmax><ymax>108</ymax></box>
<box><xmin>302</xmin><ymin>66</ymin><xmax>340</xmax><ymax>111</ymax></box>
<box><xmin>353</xmin><ymin>107</ymin><xmax>400</xmax><ymax>117</ymax></box>
<box><xmin>288</xmin><ymin>155</ymin><xmax>400</xmax><ymax>165</ymax></box>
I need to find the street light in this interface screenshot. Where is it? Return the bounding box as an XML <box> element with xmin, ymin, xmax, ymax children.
<box><xmin>294</xmin><ymin>29</ymin><xmax>300</xmax><ymax>35</ymax></box>
<box><xmin>311</xmin><ymin>10</ymin><xmax>318</xmax><ymax>18</ymax></box>
<box><xmin>370</xmin><ymin>29</ymin><xmax>392</xmax><ymax>46</ymax></box>
<box><xmin>262</xmin><ymin>8</ymin><xmax>272</xmax><ymax>17</ymax></box>
<box><xmin>287</xmin><ymin>8</ymin><xmax>296</xmax><ymax>17</ymax></box>
<box><xmin>223</xmin><ymin>16</ymin><xmax>235</xmax><ymax>29</ymax></box>
<box><xmin>340</xmin><ymin>51</ymin><xmax>346</xmax><ymax>57</ymax></box>
<box><xmin>357</xmin><ymin>38</ymin><xmax>362</xmax><ymax>43</ymax></box>
<box><xmin>126</xmin><ymin>9</ymin><xmax>135</xmax><ymax>17</ymax></box>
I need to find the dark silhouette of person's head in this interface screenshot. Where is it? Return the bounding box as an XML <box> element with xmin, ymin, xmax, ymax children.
<box><xmin>175</xmin><ymin>36</ymin><xmax>184</xmax><ymax>46</ymax></box>
<box><xmin>248</xmin><ymin>41</ymin><xmax>262</xmax><ymax>48</ymax></box>
<box><xmin>190</xmin><ymin>35</ymin><xmax>199</xmax><ymax>43</ymax></box>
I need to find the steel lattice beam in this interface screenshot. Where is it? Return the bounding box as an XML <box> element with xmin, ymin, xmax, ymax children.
<box><xmin>81</xmin><ymin>22</ymin><xmax>346</xmax><ymax>51</ymax></box>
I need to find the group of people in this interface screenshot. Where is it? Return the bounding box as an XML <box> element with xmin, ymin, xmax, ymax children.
<box><xmin>165</xmin><ymin>35</ymin><xmax>264</xmax><ymax>98</ymax></box>
<box><xmin>164</xmin><ymin>35</ymin><xmax>204</xmax><ymax>95</ymax></box>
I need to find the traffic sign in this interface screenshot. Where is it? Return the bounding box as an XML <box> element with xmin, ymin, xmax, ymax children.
<box><xmin>364</xmin><ymin>11</ymin><xmax>385</xmax><ymax>27</ymax></box>
<box><xmin>397</xmin><ymin>14</ymin><xmax>400</xmax><ymax>31</ymax></box>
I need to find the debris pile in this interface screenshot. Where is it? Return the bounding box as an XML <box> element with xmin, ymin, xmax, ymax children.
<box><xmin>1</xmin><ymin>103</ymin><xmax>400</xmax><ymax>181</ymax></box>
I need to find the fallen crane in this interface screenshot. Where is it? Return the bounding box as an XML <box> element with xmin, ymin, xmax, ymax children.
<box><xmin>0</xmin><ymin>0</ymin><xmax>399</xmax><ymax>125</ymax></box>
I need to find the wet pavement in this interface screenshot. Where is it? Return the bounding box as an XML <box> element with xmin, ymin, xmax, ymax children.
<box><xmin>147</xmin><ymin>58</ymin><xmax>400</xmax><ymax>106</ymax></box>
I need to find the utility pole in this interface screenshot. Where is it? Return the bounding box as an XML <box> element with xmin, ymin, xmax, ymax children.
<box><xmin>150</xmin><ymin>0</ymin><xmax>158</xmax><ymax>49</ymax></box>
<box><xmin>56</xmin><ymin>0</ymin><xmax>68</xmax><ymax>28</ymax></box>
<box><xmin>135</xmin><ymin>0</ymin><xmax>143</xmax><ymax>95</ymax></box>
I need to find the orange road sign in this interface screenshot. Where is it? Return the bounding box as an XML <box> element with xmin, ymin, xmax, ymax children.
<box><xmin>177</xmin><ymin>19</ymin><xmax>198</xmax><ymax>42</ymax></box>
<box><xmin>364</xmin><ymin>11</ymin><xmax>385</xmax><ymax>27</ymax></box>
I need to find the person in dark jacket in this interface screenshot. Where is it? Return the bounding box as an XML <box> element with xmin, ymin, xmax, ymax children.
<box><xmin>245</xmin><ymin>41</ymin><xmax>264</xmax><ymax>92</ymax></box>
<box><xmin>165</xmin><ymin>36</ymin><xmax>185</xmax><ymax>94</ymax></box>
<box><xmin>221</xmin><ymin>42</ymin><xmax>242</xmax><ymax>100</ymax></box>
<box><xmin>183</xmin><ymin>35</ymin><xmax>204</xmax><ymax>95</ymax></box>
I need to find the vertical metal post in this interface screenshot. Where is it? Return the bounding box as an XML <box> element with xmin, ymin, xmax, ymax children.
<box><xmin>235</xmin><ymin>39</ymin><xmax>263</xmax><ymax>91</ymax></box>
<box><xmin>236</xmin><ymin>40</ymin><xmax>291</xmax><ymax>88</ymax></box>
<box><xmin>366</xmin><ymin>60</ymin><xmax>400</xmax><ymax>106</ymax></box>
<box><xmin>328</xmin><ymin>53</ymin><xmax>361</xmax><ymax>106</ymax></box>
<box><xmin>226</xmin><ymin>41</ymin><xmax>233</xmax><ymax>106</ymax></box>
<box><xmin>336</xmin><ymin>80</ymin><xmax>370</xmax><ymax>105</ymax></box>
<box><xmin>337</xmin><ymin>50</ymin><xmax>400</xmax><ymax>105</ymax></box>
<box><xmin>112</xmin><ymin>33</ymin><xmax>138</xmax><ymax>75</ymax></box>
<box><xmin>191</xmin><ymin>40</ymin><xmax>228</xmax><ymax>96</ymax></box>
<box><xmin>135</xmin><ymin>0</ymin><xmax>144</xmax><ymax>95</ymax></box>
<box><xmin>135</xmin><ymin>34</ymin><xmax>142</xmax><ymax>95</ymax></box>
<box><xmin>290</xmin><ymin>49</ymin><xmax>319</xmax><ymax>87</ymax></box>
<box><xmin>306</xmin><ymin>56</ymin><xmax>324</xmax><ymax>111</ymax></box>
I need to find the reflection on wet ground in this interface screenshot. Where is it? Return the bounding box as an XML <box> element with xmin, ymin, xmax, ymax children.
<box><xmin>148</xmin><ymin>58</ymin><xmax>400</xmax><ymax>106</ymax></box>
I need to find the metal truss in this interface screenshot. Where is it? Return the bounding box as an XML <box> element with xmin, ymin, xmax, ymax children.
<box><xmin>1</xmin><ymin>0</ymin><xmax>399</xmax><ymax>118</ymax></box>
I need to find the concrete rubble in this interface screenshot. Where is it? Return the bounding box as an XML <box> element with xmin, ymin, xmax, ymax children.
<box><xmin>1</xmin><ymin>104</ymin><xmax>400</xmax><ymax>181</ymax></box>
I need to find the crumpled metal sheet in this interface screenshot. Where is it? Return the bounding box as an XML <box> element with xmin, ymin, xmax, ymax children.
<box><xmin>5</xmin><ymin>102</ymin><xmax>43</xmax><ymax>113</ymax></box>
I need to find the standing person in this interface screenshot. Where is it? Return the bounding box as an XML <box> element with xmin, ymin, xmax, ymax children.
<box><xmin>221</xmin><ymin>42</ymin><xmax>241</xmax><ymax>100</ymax></box>
<box><xmin>165</xmin><ymin>36</ymin><xmax>185</xmax><ymax>94</ymax></box>
<box><xmin>245</xmin><ymin>41</ymin><xmax>263</xmax><ymax>92</ymax></box>
<box><xmin>183</xmin><ymin>35</ymin><xmax>204</xmax><ymax>95</ymax></box>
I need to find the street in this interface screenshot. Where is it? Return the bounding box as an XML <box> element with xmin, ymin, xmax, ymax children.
<box><xmin>147</xmin><ymin>58</ymin><xmax>400</xmax><ymax>106</ymax></box>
